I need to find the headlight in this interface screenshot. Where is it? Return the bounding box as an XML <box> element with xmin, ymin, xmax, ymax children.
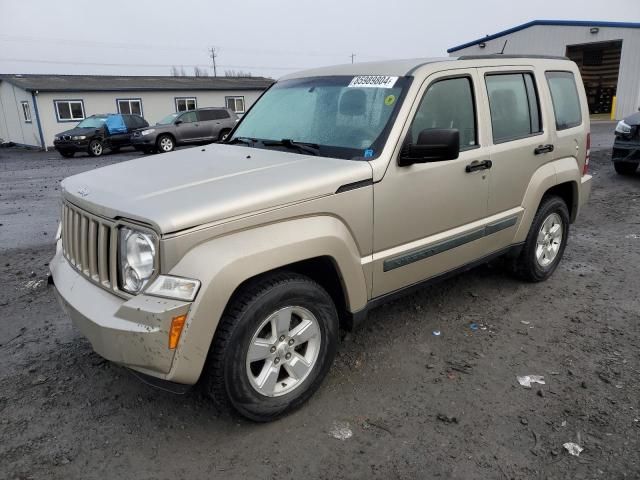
<box><xmin>141</xmin><ymin>129</ymin><xmax>156</xmax><ymax>136</ymax></box>
<box><xmin>118</xmin><ymin>227</ymin><xmax>157</xmax><ymax>294</ymax></box>
<box><xmin>615</xmin><ymin>120</ymin><xmax>631</xmax><ymax>135</ymax></box>
<box><xmin>145</xmin><ymin>275</ymin><xmax>200</xmax><ymax>301</ymax></box>
<box><xmin>72</xmin><ymin>135</ymin><xmax>87</xmax><ymax>140</ymax></box>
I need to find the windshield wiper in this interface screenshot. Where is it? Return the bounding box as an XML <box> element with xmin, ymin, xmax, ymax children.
<box><xmin>228</xmin><ymin>136</ymin><xmax>258</xmax><ymax>146</ymax></box>
<box><xmin>261</xmin><ymin>138</ymin><xmax>320</xmax><ymax>156</ymax></box>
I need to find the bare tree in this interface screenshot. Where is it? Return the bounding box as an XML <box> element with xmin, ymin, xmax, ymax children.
<box><xmin>225</xmin><ymin>69</ymin><xmax>253</xmax><ymax>78</ymax></box>
<box><xmin>170</xmin><ymin>66</ymin><xmax>188</xmax><ymax>76</ymax></box>
<box><xmin>193</xmin><ymin>66</ymin><xmax>209</xmax><ymax>77</ymax></box>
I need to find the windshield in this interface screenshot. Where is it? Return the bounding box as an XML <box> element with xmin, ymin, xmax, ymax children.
<box><xmin>77</xmin><ymin>116</ymin><xmax>108</xmax><ymax>128</ymax></box>
<box><xmin>230</xmin><ymin>75</ymin><xmax>410</xmax><ymax>159</ymax></box>
<box><xmin>157</xmin><ymin>113</ymin><xmax>179</xmax><ymax>125</ymax></box>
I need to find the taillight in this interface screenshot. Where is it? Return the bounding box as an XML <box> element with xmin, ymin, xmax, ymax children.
<box><xmin>583</xmin><ymin>132</ymin><xmax>591</xmax><ymax>176</ymax></box>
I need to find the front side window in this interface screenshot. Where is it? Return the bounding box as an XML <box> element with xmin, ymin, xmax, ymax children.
<box><xmin>486</xmin><ymin>73</ymin><xmax>541</xmax><ymax>143</ymax></box>
<box><xmin>21</xmin><ymin>101</ymin><xmax>32</xmax><ymax>123</ymax></box>
<box><xmin>225</xmin><ymin>96</ymin><xmax>245</xmax><ymax>114</ymax></box>
<box><xmin>409</xmin><ymin>76</ymin><xmax>477</xmax><ymax>150</ymax></box>
<box><xmin>117</xmin><ymin>98</ymin><xmax>142</xmax><ymax>116</ymax></box>
<box><xmin>55</xmin><ymin>100</ymin><xmax>85</xmax><ymax>121</ymax></box>
<box><xmin>178</xmin><ymin>111</ymin><xmax>197</xmax><ymax>123</ymax></box>
<box><xmin>231</xmin><ymin>75</ymin><xmax>410</xmax><ymax>160</ymax></box>
<box><xmin>175</xmin><ymin>97</ymin><xmax>197</xmax><ymax>112</ymax></box>
<box><xmin>546</xmin><ymin>71</ymin><xmax>582</xmax><ymax>130</ymax></box>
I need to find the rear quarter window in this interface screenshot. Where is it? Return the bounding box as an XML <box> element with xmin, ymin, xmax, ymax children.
<box><xmin>198</xmin><ymin>109</ymin><xmax>229</xmax><ymax>121</ymax></box>
<box><xmin>545</xmin><ymin>71</ymin><xmax>582</xmax><ymax>130</ymax></box>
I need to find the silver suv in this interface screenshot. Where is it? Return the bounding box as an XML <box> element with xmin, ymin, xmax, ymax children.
<box><xmin>51</xmin><ymin>56</ymin><xmax>592</xmax><ymax>421</ymax></box>
<box><xmin>132</xmin><ymin>107</ymin><xmax>238</xmax><ymax>153</ymax></box>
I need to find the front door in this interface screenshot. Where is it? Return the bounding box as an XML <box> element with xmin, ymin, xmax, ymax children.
<box><xmin>372</xmin><ymin>69</ymin><xmax>492</xmax><ymax>297</ymax></box>
<box><xmin>175</xmin><ymin>111</ymin><xmax>204</xmax><ymax>142</ymax></box>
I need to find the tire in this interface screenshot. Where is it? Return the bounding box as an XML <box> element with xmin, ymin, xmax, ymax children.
<box><xmin>88</xmin><ymin>140</ymin><xmax>103</xmax><ymax>157</ymax></box>
<box><xmin>614</xmin><ymin>162</ymin><xmax>637</xmax><ymax>175</ymax></box>
<box><xmin>156</xmin><ymin>134</ymin><xmax>175</xmax><ymax>153</ymax></box>
<box><xmin>202</xmin><ymin>271</ymin><xmax>339</xmax><ymax>422</ymax></box>
<box><xmin>59</xmin><ymin>151</ymin><xmax>74</xmax><ymax>158</ymax></box>
<box><xmin>511</xmin><ymin>195</ymin><xmax>570</xmax><ymax>282</ymax></box>
<box><xmin>218</xmin><ymin>129</ymin><xmax>231</xmax><ymax>142</ymax></box>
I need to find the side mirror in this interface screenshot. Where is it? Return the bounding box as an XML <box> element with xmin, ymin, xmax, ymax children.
<box><xmin>398</xmin><ymin>128</ymin><xmax>460</xmax><ymax>167</ymax></box>
<box><xmin>175</xmin><ymin>119</ymin><xmax>183</xmax><ymax>125</ymax></box>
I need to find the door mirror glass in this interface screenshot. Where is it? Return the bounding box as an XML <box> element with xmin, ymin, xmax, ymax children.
<box><xmin>399</xmin><ymin>129</ymin><xmax>460</xmax><ymax>166</ymax></box>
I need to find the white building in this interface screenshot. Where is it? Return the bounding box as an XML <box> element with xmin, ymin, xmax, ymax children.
<box><xmin>448</xmin><ymin>20</ymin><xmax>640</xmax><ymax>120</ymax></box>
<box><xmin>0</xmin><ymin>74</ymin><xmax>273</xmax><ymax>148</ymax></box>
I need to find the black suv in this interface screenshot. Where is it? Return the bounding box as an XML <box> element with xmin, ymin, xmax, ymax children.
<box><xmin>53</xmin><ymin>114</ymin><xmax>149</xmax><ymax>158</ymax></box>
<box><xmin>613</xmin><ymin>111</ymin><xmax>640</xmax><ymax>175</ymax></box>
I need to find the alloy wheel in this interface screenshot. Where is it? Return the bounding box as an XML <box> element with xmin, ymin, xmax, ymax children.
<box><xmin>535</xmin><ymin>212</ymin><xmax>563</xmax><ymax>267</ymax></box>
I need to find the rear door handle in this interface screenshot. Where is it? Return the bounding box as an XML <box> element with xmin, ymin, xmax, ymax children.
<box><xmin>465</xmin><ymin>160</ymin><xmax>492</xmax><ymax>173</ymax></box>
<box><xmin>534</xmin><ymin>144</ymin><xmax>554</xmax><ymax>155</ymax></box>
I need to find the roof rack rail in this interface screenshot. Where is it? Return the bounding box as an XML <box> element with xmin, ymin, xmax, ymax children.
<box><xmin>457</xmin><ymin>54</ymin><xmax>570</xmax><ymax>61</ymax></box>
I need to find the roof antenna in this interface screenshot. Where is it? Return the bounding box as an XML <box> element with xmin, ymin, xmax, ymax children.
<box><xmin>499</xmin><ymin>39</ymin><xmax>508</xmax><ymax>54</ymax></box>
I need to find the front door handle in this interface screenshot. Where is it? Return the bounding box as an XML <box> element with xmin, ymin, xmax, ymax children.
<box><xmin>534</xmin><ymin>144</ymin><xmax>554</xmax><ymax>155</ymax></box>
<box><xmin>465</xmin><ymin>160</ymin><xmax>492</xmax><ymax>173</ymax></box>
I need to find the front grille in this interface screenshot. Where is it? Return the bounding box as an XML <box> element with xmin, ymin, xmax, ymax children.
<box><xmin>61</xmin><ymin>201</ymin><xmax>117</xmax><ymax>291</ymax></box>
<box><xmin>62</xmin><ymin>135</ymin><xmax>71</xmax><ymax>141</ymax></box>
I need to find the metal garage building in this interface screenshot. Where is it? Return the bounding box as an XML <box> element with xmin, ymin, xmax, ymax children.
<box><xmin>448</xmin><ymin>20</ymin><xmax>640</xmax><ymax>120</ymax></box>
<box><xmin>0</xmin><ymin>74</ymin><xmax>273</xmax><ymax>149</ymax></box>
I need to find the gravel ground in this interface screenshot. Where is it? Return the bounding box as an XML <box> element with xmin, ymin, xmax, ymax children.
<box><xmin>1</xmin><ymin>123</ymin><xmax>639</xmax><ymax>479</ymax></box>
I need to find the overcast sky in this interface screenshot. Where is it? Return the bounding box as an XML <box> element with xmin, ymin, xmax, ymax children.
<box><xmin>0</xmin><ymin>0</ymin><xmax>637</xmax><ymax>79</ymax></box>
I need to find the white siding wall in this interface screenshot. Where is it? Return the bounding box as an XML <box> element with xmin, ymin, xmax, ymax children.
<box><xmin>36</xmin><ymin>89</ymin><xmax>264</xmax><ymax>147</ymax></box>
<box><xmin>449</xmin><ymin>25</ymin><xmax>640</xmax><ymax>119</ymax></box>
<box><xmin>0</xmin><ymin>81</ymin><xmax>41</xmax><ymax>147</ymax></box>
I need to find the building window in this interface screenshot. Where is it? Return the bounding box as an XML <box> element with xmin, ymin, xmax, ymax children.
<box><xmin>225</xmin><ymin>96</ymin><xmax>245</xmax><ymax>114</ymax></box>
<box><xmin>54</xmin><ymin>100</ymin><xmax>85</xmax><ymax>122</ymax></box>
<box><xmin>117</xmin><ymin>98</ymin><xmax>143</xmax><ymax>116</ymax></box>
<box><xmin>21</xmin><ymin>101</ymin><xmax>32</xmax><ymax>123</ymax></box>
<box><xmin>175</xmin><ymin>97</ymin><xmax>197</xmax><ymax>112</ymax></box>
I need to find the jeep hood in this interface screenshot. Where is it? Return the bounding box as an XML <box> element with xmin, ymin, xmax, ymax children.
<box><xmin>61</xmin><ymin>144</ymin><xmax>372</xmax><ymax>233</ymax></box>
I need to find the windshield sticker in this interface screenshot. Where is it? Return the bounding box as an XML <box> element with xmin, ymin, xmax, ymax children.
<box><xmin>348</xmin><ymin>76</ymin><xmax>398</xmax><ymax>89</ymax></box>
<box><xmin>384</xmin><ymin>94</ymin><xmax>396</xmax><ymax>106</ymax></box>
<box><xmin>364</xmin><ymin>149</ymin><xmax>374</xmax><ymax>158</ymax></box>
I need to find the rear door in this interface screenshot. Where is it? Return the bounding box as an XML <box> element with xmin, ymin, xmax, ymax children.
<box><xmin>197</xmin><ymin>109</ymin><xmax>225</xmax><ymax>140</ymax></box>
<box><xmin>478</xmin><ymin>66</ymin><xmax>551</xmax><ymax>246</ymax></box>
<box><xmin>110</xmin><ymin>115</ymin><xmax>134</xmax><ymax>148</ymax></box>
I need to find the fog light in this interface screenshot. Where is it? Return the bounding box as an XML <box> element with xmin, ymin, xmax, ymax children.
<box><xmin>169</xmin><ymin>314</ymin><xmax>187</xmax><ymax>349</ymax></box>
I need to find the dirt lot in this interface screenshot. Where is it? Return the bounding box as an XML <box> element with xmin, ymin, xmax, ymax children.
<box><xmin>1</xmin><ymin>124</ymin><xmax>639</xmax><ymax>480</ymax></box>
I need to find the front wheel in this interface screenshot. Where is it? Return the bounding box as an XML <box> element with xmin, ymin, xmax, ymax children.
<box><xmin>614</xmin><ymin>162</ymin><xmax>637</xmax><ymax>175</ymax></box>
<box><xmin>511</xmin><ymin>195</ymin><xmax>569</xmax><ymax>282</ymax></box>
<box><xmin>88</xmin><ymin>140</ymin><xmax>103</xmax><ymax>157</ymax></box>
<box><xmin>156</xmin><ymin>135</ymin><xmax>175</xmax><ymax>153</ymax></box>
<box><xmin>202</xmin><ymin>272</ymin><xmax>339</xmax><ymax>421</ymax></box>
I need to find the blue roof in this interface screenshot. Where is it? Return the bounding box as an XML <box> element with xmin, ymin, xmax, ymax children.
<box><xmin>448</xmin><ymin>20</ymin><xmax>640</xmax><ymax>53</ymax></box>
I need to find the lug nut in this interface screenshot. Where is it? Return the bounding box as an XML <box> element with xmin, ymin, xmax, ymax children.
<box><xmin>285</xmin><ymin>353</ymin><xmax>291</xmax><ymax>360</ymax></box>
<box><xmin>274</xmin><ymin>357</ymin><xmax>280</xmax><ymax>364</ymax></box>
<box><xmin>270</xmin><ymin>346</ymin><xmax>276</xmax><ymax>353</ymax></box>
<box><xmin>279</xmin><ymin>335</ymin><xmax>286</xmax><ymax>342</ymax></box>
<box><xmin>288</xmin><ymin>339</ymin><xmax>294</xmax><ymax>346</ymax></box>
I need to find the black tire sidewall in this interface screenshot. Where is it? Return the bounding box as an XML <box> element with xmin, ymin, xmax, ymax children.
<box><xmin>521</xmin><ymin>196</ymin><xmax>570</xmax><ymax>281</ymax></box>
<box><xmin>614</xmin><ymin>162</ymin><xmax>637</xmax><ymax>175</ymax></box>
<box><xmin>223</xmin><ymin>279</ymin><xmax>338</xmax><ymax>421</ymax></box>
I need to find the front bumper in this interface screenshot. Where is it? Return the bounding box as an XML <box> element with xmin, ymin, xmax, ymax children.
<box><xmin>50</xmin><ymin>242</ymin><xmax>192</xmax><ymax>380</ymax></box>
<box><xmin>54</xmin><ymin>140</ymin><xmax>90</xmax><ymax>153</ymax></box>
<box><xmin>131</xmin><ymin>134</ymin><xmax>157</xmax><ymax>147</ymax></box>
<box><xmin>612</xmin><ymin>138</ymin><xmax>640</xmax><ymax>163</ymax></box>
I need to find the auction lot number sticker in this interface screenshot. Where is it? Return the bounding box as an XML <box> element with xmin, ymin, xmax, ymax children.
<box><xmin>348</xmin><ymin>75</ymin><xmax>398</xmax><ymax>88</ymax></box>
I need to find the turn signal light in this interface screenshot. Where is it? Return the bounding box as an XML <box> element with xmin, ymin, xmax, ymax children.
<box><xmin>169</xmin><ymin>314</ymin><xmax>187</xmax><ymax>349</ymax></box>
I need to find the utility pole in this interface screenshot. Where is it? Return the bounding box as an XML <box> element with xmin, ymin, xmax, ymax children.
<box><xmin>350</xmin><ymin>53</ymin><xmax>356</xmax><ymax>64</ymax></box>
<box><xmin>209</xmin><ymin>47</ymin><xmax>218</xmax><ymax>77</ymax></box>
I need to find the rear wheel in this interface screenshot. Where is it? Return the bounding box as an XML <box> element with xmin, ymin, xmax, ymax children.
<box><xmin>614</xmin><ymin>162</ymin><xmax>637</xmax><ymax>175</ymax></box>
<box><xmin>157</xmin><ymin>135</ymin><xmax>175</xmax><ymax>153</ymax></box>
<box><xmin>202</xmin><ymin>272</ymin><xmax>339</xmax><ymax>422</ymax></box>
<box><xmin>59</xmin><ymin>151</ymin><xmax>75</xmax><ymax>158</ymax></box>
<box><xmin>511</xmin><ymin>195</ymin><xmax>569</xmax><ymax>282</ymax></box>
<box><xmin>88</xmin><ymin>140</ymin><xmax>103</xmax><ymax>157</ymax></box>
<box><xmin>218</xmin><ymin>129</ymin><xmax>231</xmax><ymax>142</ymax></box>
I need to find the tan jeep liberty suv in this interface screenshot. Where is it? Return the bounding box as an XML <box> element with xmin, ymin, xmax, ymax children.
<box><xmin>50</xmin><ymin>56</ymin><xmax>592</xmax><ymax>421</ymax></box>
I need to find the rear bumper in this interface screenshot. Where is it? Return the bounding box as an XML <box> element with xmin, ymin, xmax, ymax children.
<box><xmin>50</xmin><ymin>241</ymin><xmax>193</xmax><ymax>380</ymax></box>
<box><xmin>578</xmin><ymin>174</ymin><xmax>592</xmax><ymax>213</ymax></box>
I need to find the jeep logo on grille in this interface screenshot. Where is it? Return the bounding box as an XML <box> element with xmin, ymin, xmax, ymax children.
<box><xmin>77</xmin><ymin>187</ymin><xmax>90</xmax><ymax>197</ymax></box>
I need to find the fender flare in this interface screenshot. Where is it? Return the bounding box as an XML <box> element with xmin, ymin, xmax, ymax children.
<box><xmin>164</xmin><ymin>215</ymin><xmax>368</xmax><ymax>384</ymax></box>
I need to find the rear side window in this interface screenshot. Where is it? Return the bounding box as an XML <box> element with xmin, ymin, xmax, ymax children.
<box><xmin>486</xmin><ymin>73</ymin><xmax>542</xmax><ymax>143</ymax></box>
<box><xmin>198</xmin><ymin>109</ymin><xmax>230</xmax><ymax>121</ymax></box>
<box><xmin>545</xmin><ymin>71</ymin><xmax>582</xmax><ymax>130</ymax></box>
<box><xmin>410</xmin><ymin>76</ymin><xmax>477</xmax><ymax>150</ymax></box>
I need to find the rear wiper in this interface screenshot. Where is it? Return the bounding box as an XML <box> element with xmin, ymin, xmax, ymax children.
<box><xmin>262</xmin><ymin>138</ymin><xmax>320</xmax><ymax>156</ymax></box>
